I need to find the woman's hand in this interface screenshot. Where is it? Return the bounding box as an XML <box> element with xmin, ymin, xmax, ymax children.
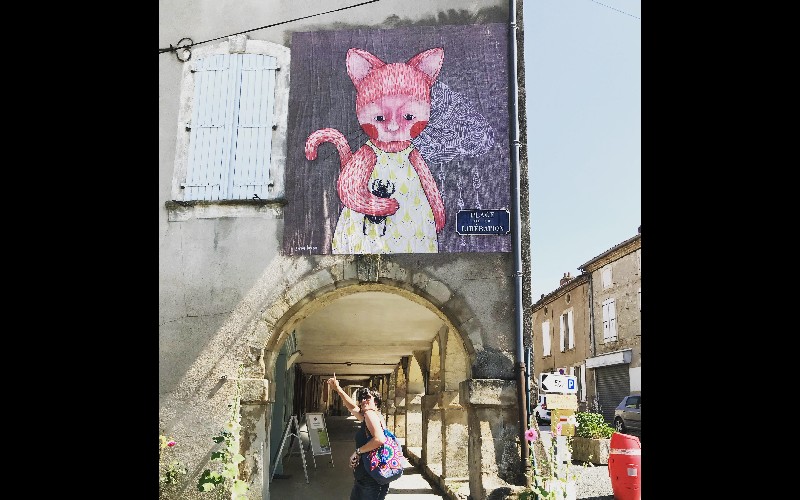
<box><xmin>326</xmin><ymin>373</ymin><xmax>340</xmax><ymax>390</ymax></box>
<box><xmin>349</xmin><ymin>451</ymin><xmax>360</xmax><ymax>470</ymax></box>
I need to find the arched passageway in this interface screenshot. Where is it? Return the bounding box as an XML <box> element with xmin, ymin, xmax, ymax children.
<box><xmin>237</xmin><ymin>267</ymin><xmax>477</xmax><ymax>499</ymax></box>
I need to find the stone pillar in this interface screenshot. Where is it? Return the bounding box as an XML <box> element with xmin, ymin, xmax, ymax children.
<box><xmin>460</xmin><ymin>379</ymin><xmax>521</xmax><ymax>500</ymax></box>
<box><xmin>421</xmin><ymin>394</ymin><xmax>442</xmax><ymax>473</ymax></box>
<box><xmin>406</xmin><ymin>392</ymin><xmax>424</xmax><ymax>447</ymax></box>
<box><xmin>394</xmin><ymin>407</ymin><xmax>407</xmax><ymax>439</ymax></box>
<box><xmin>393</xmin><ymin>374</ymin><xmax>407</xmax><ymax>438</ymax></box>
<box><xmin>237</xmin><ymin>378</ymin><xmax>270</xmax><ymax>500</ymax></box>
<box><xmin>440</xmin><ymin>389</ymin><xmax>468</xmax><ymax>480</ymax></box>
<box><xmin>386</xmin><ymin>401</ymin><xmax>396</xmax><ymax>431</ymax></box>
<box><xmin>386</xmin><ymin>374</ymin><xmax>397</xmax><ymax>431</ymax></box>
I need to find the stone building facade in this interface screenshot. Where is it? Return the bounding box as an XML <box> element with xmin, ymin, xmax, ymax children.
<box><xmin>580</xmin><ymin>230</ymin><xmax>642</xmax><ymax>423</ymax></box>
<box><xmin>531</xmin><ymin>273</ymin><xmax>592</xmax><ymax>411</ymax></box>
<box><xmin>529</xmin><ymin>229</ymin><xmax>642</xmax><ymax>424</ymax></box>
<box><xmin>158</xmin><ymin>1</ymin><xmax>532</xmax><ymax>499</ymax></box>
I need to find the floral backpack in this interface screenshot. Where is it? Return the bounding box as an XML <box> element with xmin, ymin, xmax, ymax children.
<box><xmin>361</xmin><ymin>420</ymin><xmax>404</xmax><ymax>484</ymax></box>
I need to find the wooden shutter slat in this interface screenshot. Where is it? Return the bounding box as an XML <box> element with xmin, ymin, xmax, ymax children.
<box><xmin>567</xmin><ymin>310</ymin><xmax>574</xmax><ymax>349</ymax></box>
<box><xmin>231</xmin><ymin>54</ymin><xmax>277</xmax><ymax>199</ymax></box>
<box><xmin>609</xmin><ymin>299</ymin><xmax>617</xmax><ymax>340</ymax></box>
<box><xmin>232</xmin><ymin>54</ymin><xmax>257</xmax><ymax>199</ymax></box>
<box><xmin>186</xmin><ymin>55</ymin><xmax>235</xmax><ymax>200</ymax></box>
<box><xmin>542</xmin><ymin>321</ymin><xmax>550</xmax><ymax>357</ymax></box>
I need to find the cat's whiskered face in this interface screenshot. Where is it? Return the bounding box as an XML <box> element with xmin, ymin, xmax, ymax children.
<box><xmin>357</xmin><ymin>95</ymin><xmax>430</xmax><ymax>143</ymax></box>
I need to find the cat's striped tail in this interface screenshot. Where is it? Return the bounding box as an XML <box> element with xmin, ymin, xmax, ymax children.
<box><xmin>305</xmin><ymin>128</ymin><xmax>352</xmax><ymax>168</ymax></box>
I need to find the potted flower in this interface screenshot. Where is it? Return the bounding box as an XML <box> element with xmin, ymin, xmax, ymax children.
<box><xmin>570</xmin><ymin>412</ymin><xmax>614</xmax><ymax>465</ymax></box>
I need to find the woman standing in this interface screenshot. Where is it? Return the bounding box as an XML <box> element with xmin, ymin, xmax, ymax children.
<box><xmin>326</xmin><ymin>374</ymin><xmax>390</xmax><ymax>500</ymax></box>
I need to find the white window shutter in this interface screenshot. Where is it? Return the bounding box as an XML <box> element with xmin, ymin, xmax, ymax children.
<box><xmin>559</xmin><ymin>314</ymin><xmax>565</xmax><ymax>352</ymax></box>
<box><xmin>602</xmin><ymin>266</ymin><xmax>612</xmax><ymax>288</ymax></box>
<box><xmin>608</xmin><ymin>299</ymin><xmax>617</xmax><ymax>340</ymax></box>
<box><xmin>185</xmin><ymin>53</ymin><xmax>278</xmax><ymax>201</ymax></box>
<box><xmin>602</xmin><ymin>301</ymin><xmax>610</xmax><ymax>340</ymax></box>
<box><xmin>567</xmin><ymin>309</ymin><xmax>575</xmax><ymax>349</ymax></box>
<box><xmin>185</xmin><ymin>54</ymin><xmax>239</xmax><ymax>201</ymax></box>
<box><xmin>542</xmin><ymin>321</ymin><xmax>550</xmax><ymax>356</ymax></box>
<box><xmin>230</xmin><ymin>54</ymin><xmax>278</xmax><ymax>200</ymax></box>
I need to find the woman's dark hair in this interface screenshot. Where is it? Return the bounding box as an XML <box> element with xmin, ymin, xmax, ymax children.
<box><xmin>355</xmin><ymin>387</ymin><xmax>382</xmax><ymax>408</ymax></box>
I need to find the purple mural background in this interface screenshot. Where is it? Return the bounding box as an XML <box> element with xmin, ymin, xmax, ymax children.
<box><xmin>283</xmin><ymin>23</ymin><xmax>510</xmax><ymax>255</ymax></box>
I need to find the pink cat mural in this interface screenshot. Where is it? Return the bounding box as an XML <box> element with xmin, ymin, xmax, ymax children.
<box><xmin>305</xmin><ymin>47</ymin><xmax>446</xmax><ymax>254</ymax></box>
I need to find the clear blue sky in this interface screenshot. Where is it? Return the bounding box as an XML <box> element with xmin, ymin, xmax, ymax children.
<box><xmin>523</xmin><ymin>0</ymin><xmax>641</xmax><ymax>301</ymax></box>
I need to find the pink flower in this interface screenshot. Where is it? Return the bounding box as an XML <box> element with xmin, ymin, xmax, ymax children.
<box><xmin>167</xmin><ymin>440</ymin><xmax>176</xmax><ymax>447</ymax></box>
<box><xmin>555</xmin><ymin>423</ymin><xmax>562</xmax><ymax>436</ymax></box>
<box><xmin>525</xmin><ymin>428</ymin><xmax>538</xmax><ymax>442</ymax></box>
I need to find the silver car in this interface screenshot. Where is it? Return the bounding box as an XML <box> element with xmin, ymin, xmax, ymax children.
<box><xmin>613</xmin><ymin>394</ymin><xmax>641</xmax><ymax>434</ymax></box>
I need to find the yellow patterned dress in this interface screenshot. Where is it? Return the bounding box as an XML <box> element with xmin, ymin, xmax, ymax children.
<box><xmin>332</xmin><ymin>141</ymin><xmax>438</xmax><ymax>254</ymax></box>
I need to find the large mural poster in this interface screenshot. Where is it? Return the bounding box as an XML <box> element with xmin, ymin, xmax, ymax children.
<box><xmin>283</xmin><ymin>24</ymin><xmax>510</xmax><ymax>255</ymax></box>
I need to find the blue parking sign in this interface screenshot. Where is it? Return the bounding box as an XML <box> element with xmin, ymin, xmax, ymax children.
<box><xmin>568</xmin><ymin>379</ymin><xmax>575</xmax><ymax>390</ymax></box>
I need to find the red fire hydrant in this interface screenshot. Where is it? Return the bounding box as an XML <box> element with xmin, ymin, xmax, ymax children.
<box><xmin>608</xmin><ymin>432</ymin><xmax>641</xmax><ymax>500</ymax></box>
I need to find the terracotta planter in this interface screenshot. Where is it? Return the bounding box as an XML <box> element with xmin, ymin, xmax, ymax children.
<box><xmin>571</xmin><ymin>436</ymin><xmax>611</xmax><ymax>465</ymax></box>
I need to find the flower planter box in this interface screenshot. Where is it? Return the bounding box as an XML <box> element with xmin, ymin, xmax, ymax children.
<box><xmin>570</xmin><ymin>436</ymin><xmax>610</xmax><ymax>465</ymax></box>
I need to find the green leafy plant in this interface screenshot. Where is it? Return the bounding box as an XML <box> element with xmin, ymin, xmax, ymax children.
<box><xmin>574</xmin><ymin>412</ymin><xmax>614</xmax><ymax>439</ymax></box>
<box><xmin>159</xmin><ymin>435</ymin><xmax>188</xmax><ymax>487</ymax></box>
<box><xmin>197</xmin><ymin>366</ymin><xmax>250</xmax><ymax>499</ymax></box>
<box><xmin>520</xmin><ymin>423</ymin><xmax>577</xmax><ymax>499</ymax></box>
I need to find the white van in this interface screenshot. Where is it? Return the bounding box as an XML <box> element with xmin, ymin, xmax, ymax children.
<box><xmin>532</xmin><ymin>393</ymin><xmax>551</xmax><ymax>424</ymax></box>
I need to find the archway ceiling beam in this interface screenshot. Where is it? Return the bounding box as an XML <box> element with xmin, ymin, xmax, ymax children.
<box><xmin>289</xmin><ymin>290</ymin><xmax>446</xmax><ymax>380</ymax></box>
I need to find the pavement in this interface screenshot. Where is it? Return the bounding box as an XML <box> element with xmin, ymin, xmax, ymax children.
<box><xmin>268</xmin><ymin>414</ymin><xmax>445</xmax><ymax>499</ymax></box>
<box><xmin>268</xmin><ymin>416</ymin><xmax>624</xmax><ymax>499</ymax></box>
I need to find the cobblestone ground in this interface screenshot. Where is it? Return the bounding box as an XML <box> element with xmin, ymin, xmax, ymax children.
<box><xmin>573</xmin><ymin>461</ymin><xmax>614</xmax><ymax>499</ymax></box>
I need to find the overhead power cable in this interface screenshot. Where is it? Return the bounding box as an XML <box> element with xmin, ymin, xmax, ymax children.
<box><xmin>159</xmin><ymin>0</ymin><xmax>380</xmax><ymax>55</ymax></box>
<box><xmin>588</xmin><ymin>0</ymin><xmax>641</xmax><ymax>20</ymax></box>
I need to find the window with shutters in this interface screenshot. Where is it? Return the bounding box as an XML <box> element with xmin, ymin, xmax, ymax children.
<box><xmin>559</xmin><ymin>309</ymin><xmax>574</xmax><ymax>352</ymax></box>
<box><xmin>602</xmin><ymin>297</ymin><xmax>617</xmax><ymax>341</ymax></box>
<box><xmin>169</xmin><ymin>37</ymin><xmax>290</xmax><ymax>216</ymax></box>
<box><xmin>601</xmin><ymin>265</ymin><xmax>613</xmax><ymax>289</ymax></box>
<box><xmin>542</xmin><ymin>320</ymin><xmax>551</xmax><ymax>357</ymax></box>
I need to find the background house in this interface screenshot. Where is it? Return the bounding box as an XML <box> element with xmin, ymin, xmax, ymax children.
<box><xmin>530</xmin><ymin>228</ymin><xmax>641</xmax><ymax>423</ymax></box>
<box><xmin>581</xmin><ymin>228</ymin><xmax>641</xmax><ymax>423</ymax></box>
<box><xmin>531</xmin><ymin>272</ymin><xmax>591</xmax><ymax>412</ymax></box>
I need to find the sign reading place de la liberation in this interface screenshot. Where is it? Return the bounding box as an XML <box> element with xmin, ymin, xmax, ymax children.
<box><xmin>456</xmin><ymin>209</ymin><xmax>511</xmax><ymax>235</ymax></box>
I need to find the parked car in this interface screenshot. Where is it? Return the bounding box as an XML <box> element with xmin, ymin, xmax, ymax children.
<box><xmin>613</xmin><ymin>394</ymin><xmax>641</xmax><ymax>434</ymax></box>
<box><xmin>532</xmin><ymin>394</ymin><xmax>551</xmax><ymax>424</ymax></box>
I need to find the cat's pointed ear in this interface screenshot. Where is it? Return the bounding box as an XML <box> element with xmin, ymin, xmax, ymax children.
<box><xmin>346</xmin><ymin>48</ymin><xmax>386</xmax><ymax>86</ymax></box>
<box><xmin>406</xmin><ymin>48</ymin><xmax>444</xmax><ymax>85</ymax></box>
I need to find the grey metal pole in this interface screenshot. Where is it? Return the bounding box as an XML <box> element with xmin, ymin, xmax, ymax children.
<box><xmin>508</xmin><ymin>0</ymin><xmax>531</xmax><ymax>487</ymax></box>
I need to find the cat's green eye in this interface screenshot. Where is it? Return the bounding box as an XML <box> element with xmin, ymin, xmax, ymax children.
<box><xmin>404</xmin><ymin>114</ymin><xmax>414</xmax><ymax>120</ymax></box>
<box><xmin>375</xmin><ymin>116</ymin><xmax>385</xmax><ymax>122</ymax></box>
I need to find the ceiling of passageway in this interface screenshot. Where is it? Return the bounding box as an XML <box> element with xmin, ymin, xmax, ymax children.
<box><xmin>293</xmin><ymin>291</ymin><xmax>444</xmax><ymax>384</ymax></box>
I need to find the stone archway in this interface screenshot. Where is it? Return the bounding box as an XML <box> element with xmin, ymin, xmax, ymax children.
<box><xmin>232</xmin><ymin>258</ymin><xmax>477</xmax><ymax>499</ymax></box>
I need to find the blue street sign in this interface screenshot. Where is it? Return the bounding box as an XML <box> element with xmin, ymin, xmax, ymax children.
<box><xmin>456</xmin><ymin>209</ymin><xmax>510</xmax><ymax>235</ymax></box>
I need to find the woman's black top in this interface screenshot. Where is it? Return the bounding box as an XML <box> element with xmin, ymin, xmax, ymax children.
<box><xmin>355</xmin><ymin>418</ymin><xmax>371</xmax><ymax>450</ymax></box>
